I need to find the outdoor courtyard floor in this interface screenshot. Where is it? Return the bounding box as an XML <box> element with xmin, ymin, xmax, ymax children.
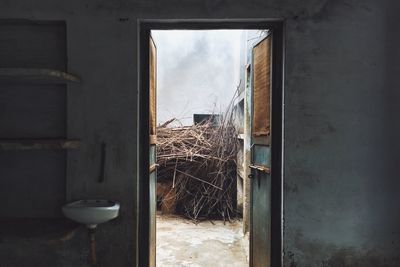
<box><xmin>156</xmin><ymin>214</ymin><xmax>249</xmax><ymax>267</ymax></box>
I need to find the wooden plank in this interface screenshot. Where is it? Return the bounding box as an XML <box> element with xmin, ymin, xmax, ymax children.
<box><xmin>149</xmin><ymin>135</ymin><xmax>157</xmax><ymax>145</ymax></box>
<box><xmin>252</xmin><ymin>37</ymin><xmax>271</xmax><ymax>136</ymax></box>
<box><xmin>0</xmin><ymin>68</ymin><xmax>80</xmax><ymax>83</ymax></box>
<box><xmin>149</xmin><ymin>37</ymin><xmax>157</xmax><ymax>135</ymax></box>
<box><xmin>0</xmin><ymin>139</ymin><xmax>80</xmax><ymax>150</ymax></box>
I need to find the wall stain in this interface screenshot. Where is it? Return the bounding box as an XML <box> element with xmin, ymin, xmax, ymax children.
<box><xmin>287</xmin><ymin>166</ymin><xmax>320</xmax><ymax>189</ymax></box>
<box><xmin>284</xmin><ymin>182</ymin><xmax>299</xmax><ymax>193</ymax></box>
<box><xmin>322</xmin><ymin>248</ymin><xmax>400</xmax><ymax>267</ymax></box>
<box><xmin>286</xmin><ymin>230</ymin><xmax>400</xmax><ymax>267</ymax></box>
<box><xmin>290</xmin><ymin>0</ymin><xmax>373</xmax><ymax>23</ymax></box>
<box><xmin>300</xmin><ymin>118</ymin><xmax>337</xmax><ymax>145</ymax></box>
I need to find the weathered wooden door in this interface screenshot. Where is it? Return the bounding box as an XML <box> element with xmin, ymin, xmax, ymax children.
<box><xmin>149</xmin><ymin>35</ymin><xmax>157</xmax><ymax>267</ymax></box>
<box><xmin>250</xmin><ymin>34</ymin><xmax>272</xmax><ymax>267</ymax></box>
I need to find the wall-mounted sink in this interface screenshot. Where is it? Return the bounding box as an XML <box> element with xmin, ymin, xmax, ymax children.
<box><xmin>62</xmin><ymin>199</ymin><xmax>120</xmax><ymax>229</ymax></box>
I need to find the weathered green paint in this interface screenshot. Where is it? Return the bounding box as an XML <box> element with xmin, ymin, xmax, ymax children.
<box><xmin>149</xmin><ymin>145</ymin><xmax>156</xmax><ymax>164</ymax></box>
<box><xmin>250</xmin><ymin>141</ymin><xmax>272</xmax><ymax>267</ymax></box>
<box><xmin>253</xmin><ymin>145</ymin><xmax>271</xmax><ymax>167</ymax></box>
<box><xmin>251</xmin><ymin>170</ymin><xmax>271</xmax><ymax>267</ymax></box>
<box><xmin>149</xmin><ymin>167</ymin><xmax>156</xmax><ymax>267</ymax></box>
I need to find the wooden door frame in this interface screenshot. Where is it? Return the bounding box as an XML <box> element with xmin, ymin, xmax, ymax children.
<box><xmin>137</xmin><ymin>19</ymin><xmax>285</xmax><ymax>267</ymax></box>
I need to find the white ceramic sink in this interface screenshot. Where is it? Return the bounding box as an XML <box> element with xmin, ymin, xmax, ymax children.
<box><xmin>62</xmin><ymin>199</ymin><xmax>120</xmax><ymax>228</ymax></box>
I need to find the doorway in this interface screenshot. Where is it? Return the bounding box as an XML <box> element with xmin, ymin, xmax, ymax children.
<box><xmin>138</xmin><ymin>20</ymin><xmax>284</xmax><ymax>267</ymax></box>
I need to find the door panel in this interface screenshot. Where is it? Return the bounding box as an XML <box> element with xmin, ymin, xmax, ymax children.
<box><xmin>251</xmin><ymin>169</ymin><xmax>271</xmax><ymax>267</ymax></box>
<box><xmin>149</xmin><ymin>169</ymin><xmax>156</xmax><ymax>267</ymax></box>
<box><xmin>252</xmin><ymin>35</ymin><xmax>271</xmax><ymax>137</ymax></box>
<box><xmin>149</xmin><ymin>35</ymin><xmax>157</xmax><ymax>267</ymax></box>
<box><xmin>250</xmin><ymin>34</ymin><xmax>272</xmax><ymax>267</ymax></box>
<box><xmin>253</xmin><ymin>145</ymin><xmax>271</xmax><ymax>167</ymax></box>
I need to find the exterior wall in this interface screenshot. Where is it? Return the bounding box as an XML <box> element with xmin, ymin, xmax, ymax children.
<box><xmin>233</xmin><ymin>98</ymin><xmax>245</xmax><ymax>226</ymax></box>
<box><xmin>0</xmin><ymin>0</ymin><xmax>399</xmax><ymax>266</ymax></box>
<box><xmin>152</xmin><ymin>30</ymin><xmax>242</xmax><ymax>126</ymax></box>
<box><xmin>233</xmin><ymin>32</ymin><xmax>246</xmax><ymax>230</ymax></box>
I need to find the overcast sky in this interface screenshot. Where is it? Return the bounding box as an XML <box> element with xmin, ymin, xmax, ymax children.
<box><xmin>152</xmin><ymin>30</ymin><xmax>244</xmax><ymax>126</ymax></box>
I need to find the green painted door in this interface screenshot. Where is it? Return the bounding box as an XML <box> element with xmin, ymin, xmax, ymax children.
<box><xmin>250</xmin><ymin>34</ymin><xmax>272</xmax><ymax>267</ymax></box>
<box><xmin>149</xmin><ymin>35</ymin><xmax>157</xmax><ymax>267</ymax></box>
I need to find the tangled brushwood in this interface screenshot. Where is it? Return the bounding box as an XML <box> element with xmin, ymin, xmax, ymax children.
<box><xmin>156</xmin><ymin>115</ymin><xmax>238</xmax><ymax>221</ymax></box>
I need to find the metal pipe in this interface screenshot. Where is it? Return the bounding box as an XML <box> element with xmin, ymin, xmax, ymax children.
<box><xmin>89</xmin><ymin>228</ymin><xmax>97</xmax><ymax>266</ymax></box>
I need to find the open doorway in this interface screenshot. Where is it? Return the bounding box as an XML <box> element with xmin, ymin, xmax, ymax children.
<box><xmin>153</xmin><ymin>29</ymin><xmax>257</xmax><ymax>267</ymax></box>
<box><xmin>138</xmin><ymin>20</ymin><xmax>284</xmax><ymax>267</ymax></box>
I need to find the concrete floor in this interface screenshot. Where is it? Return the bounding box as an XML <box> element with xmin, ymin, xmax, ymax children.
<box><xmin>156</xmin><ymin>215</ymin><xmax>249</xmax><ymax>267</ymax></box>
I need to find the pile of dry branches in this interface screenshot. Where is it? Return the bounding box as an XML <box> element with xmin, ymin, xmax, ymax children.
<box><xmin>157</xmin><ymin>116</ymin><xmax>238</xmax><ymax>221</ymax></box>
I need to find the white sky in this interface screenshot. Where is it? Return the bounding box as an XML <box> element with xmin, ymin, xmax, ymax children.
<box><xmin>152</xmin><ymin>30</ymin><xmax>244</xmax><ymax>126</ymax></box>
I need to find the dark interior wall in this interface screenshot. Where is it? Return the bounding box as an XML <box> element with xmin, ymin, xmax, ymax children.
<box><xmin>284</xmin><ymin>1</ymin><xmax>400</xmax><ymax>266</ymax></box>
<box><xmin>0</xmin><ymin>0</ymin><xmax>399</xmax><ymax>266</ymax></box>
<box><xmin>0</xmin><ymin>21</ymin><xmax>66</xmax><ymax>69</ymax></box>
<box><xmin>0</xmin><ymin>22</ymin><xmax>67</xmax><ymax>218</ymax></box>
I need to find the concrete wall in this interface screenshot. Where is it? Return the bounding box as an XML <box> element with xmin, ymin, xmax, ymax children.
<box><xmin>0</xmin><ymin>21</ymin><xmax>68</xmax><ymax>218</ymax></box>
<box><xmin>0</xmin><ymin>0</ymin><xmax>399</xmax><ymax>266</ymax></box>
<box><xmin>152</xmin><ymin>30</ymin><xmax>243</xmax><ymax>126</ymax></box>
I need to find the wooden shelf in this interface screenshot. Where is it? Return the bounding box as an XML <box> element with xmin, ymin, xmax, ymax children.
<box><xmin>0</xmin><ymin>68</ymin><xmax>80</xmax><ymax>84</ymax></box>
<box><xmin>0</xmin><ymin>139</ymin><xmax>80</xmax><ymax>151</ymax></box>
